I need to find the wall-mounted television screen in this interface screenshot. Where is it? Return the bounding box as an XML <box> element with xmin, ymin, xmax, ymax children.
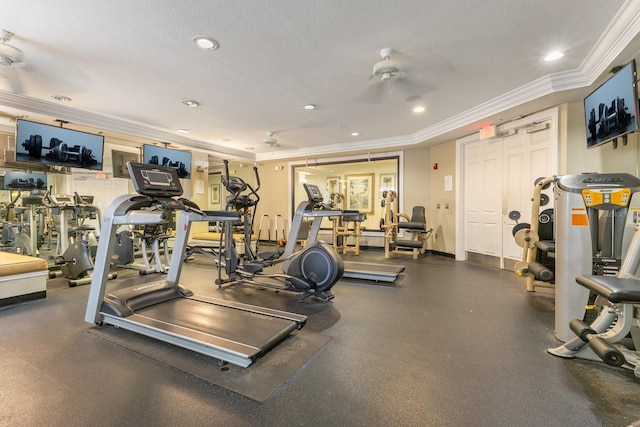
<box><xmin>3</xmin><ymin>171</ymin><xmax>47</xmax><ymax>190</ymax></box>
<box><xmin>15</xmin><ymin>119</ymin><xmax>105</xmax><ymax>170</ymax></box>
<box><xmin>142</xmin><ymin>144</ymin><xmax>191</xmax><ymax>179</ymax></box>
<box><xmin>111</xmin><ymin>149</ymin><xmax>139</xmax><ymax>178</ymax></box>
<box><xmin>584</xmin><ymin>60</ymin><xmax>639</xmax><ymax>148</ymax></box>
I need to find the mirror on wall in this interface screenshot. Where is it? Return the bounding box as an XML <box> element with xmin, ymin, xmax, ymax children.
<box><xmin>291</xmin><ymin>156</ymin><xmax>399</xmax><ymax>231</ymax></box>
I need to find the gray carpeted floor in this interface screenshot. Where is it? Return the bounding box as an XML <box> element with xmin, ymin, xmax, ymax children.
<box><xmin>1</xmin><ymin>249</ymin><xmax>639</xmax><ymax>426</ymax></box>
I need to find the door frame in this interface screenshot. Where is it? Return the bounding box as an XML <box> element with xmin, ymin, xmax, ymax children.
<box><xmin>455</xmin><ymin>107</ymin><xmax>559</xmax><ymax>262</ymax></box>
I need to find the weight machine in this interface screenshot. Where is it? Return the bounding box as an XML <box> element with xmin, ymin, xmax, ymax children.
<box><xmin>512</xmin><ymin>176</ymin><xmax>557</xmax><ymax>292</ymax></box>
<box><xmin>380</xmin><ymin>190</ymin><xmax>432</xmax><ymax>259</ymax></box>
<box><xmin>329</xmin><ymin>192</ymin><xmax>366</xmax><ymax>255</ymax></box>
<box><xmin>551</xmin><ymin>173</ymin><xmax>640</xmax><ymax>342</ymax></box>
<box><xmin>548</xmin><ymin>219</ymin><xmax>640</xmax><ymax>378</ymax></box>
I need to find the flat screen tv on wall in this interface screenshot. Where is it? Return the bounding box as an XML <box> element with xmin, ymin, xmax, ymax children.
<box><xmin>111</xmin><ymin>150</ymin><xmax>139</xmax><ymax>178</ymax></box>
<box><xmin>142</xmin><ymin>144</ymin><xmax>191</xmax><ymax>179</ymax></box>
<box><xmin>584</xmin><ymin>60</ymin><xmax>639</xmax><ymax>149</ymax></box>
<box><xmin>15</xmin><ymin>119</ymin><xmax>105</xmax><ymax>170</ymax></box>
<box><xmin>3</xmin><ymin>171</ymin><xmax>47</xmax><ymax>190</ymax></box>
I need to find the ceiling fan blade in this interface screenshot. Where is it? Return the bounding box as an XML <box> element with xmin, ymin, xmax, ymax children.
<box><xmin>0</xmin><ymin>66</ymin><xmax>24</xmax><ymax>93</ymax></box>
<box><xmin>354</xmin><ymin>80</ymin><xmax>391</xmax><ymax>104</ymax></box>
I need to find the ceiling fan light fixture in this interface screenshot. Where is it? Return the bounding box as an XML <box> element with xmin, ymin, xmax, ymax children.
<box><xmin>413</xmin><ymin>106</ymin><xmax>426</xmax><ymax>113</ymax></box>
<box><xmin>264</xmin><ymin>137</ymin><xmax>278</xmax><ymax>147</ymax></box>
<box><xmin>373</xmin><ymin>59</ymin><xmax>400</xmax><ymax>80</ymax></box>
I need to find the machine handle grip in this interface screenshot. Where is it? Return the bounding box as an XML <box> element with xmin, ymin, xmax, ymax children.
<box><xmin>253</xmin><ymin>165</ymin><xmax>260</xmax><ymax>189</ymax></box>
<box><xmin>223</xmin><ymin>159</ymin><xmax>230</xmax><ymax>182</ymax></box>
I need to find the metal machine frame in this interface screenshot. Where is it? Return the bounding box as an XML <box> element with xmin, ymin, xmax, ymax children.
<box><xmin>85</xmin><ymin>162</ymin><xmax>307</xmax><ymax>368</ymax></box>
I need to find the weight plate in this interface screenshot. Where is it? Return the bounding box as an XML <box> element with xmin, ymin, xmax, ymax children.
<box><xmin>512</xmin><ymin>222</ymin><xmax>530</xmax><ymax>237</ymax></box>
<box><xmin>539</xmin><ymin>193</ymin><xmax>550</xmax><ymax>207</ymax></box>
<box><xmin>514</xmin><ymin>228</ymin><xmax>538</xmax><ymax>249</ymax></box>
<box><xmin>508</xmin><ymin>210</ymin><xmax>521</xmax><ymax>221</ymax></box>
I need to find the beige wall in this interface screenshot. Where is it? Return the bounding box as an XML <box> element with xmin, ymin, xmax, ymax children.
<box><xmin>252</xmin><ymin>164</ymin><xmax>289</xmax><ymax>240</ymax></box>
<box><xmin>402</xmin><ymin>146</ymin><xmax>431</xmax><ymax>216</ymax></box>
<box><xmin>562</xmin><ymin>101</ymin><xmax>639</xmax><ymax>175</ymax></box>
<box><xmin>428</xmin><ymin>141</ymin><xmax>456</xmax><ymax>254</ymax></box>
<box><xmin>3</xmin><ymin>100</ymin><xmax>640</xmax><ymax>256</ymax></box>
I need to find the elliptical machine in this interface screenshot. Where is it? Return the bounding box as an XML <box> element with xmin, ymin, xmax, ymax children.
<box><xmin>215</xmin><ymin>160</ymin><xmax>343</xmax><ymax>301</ymax></box>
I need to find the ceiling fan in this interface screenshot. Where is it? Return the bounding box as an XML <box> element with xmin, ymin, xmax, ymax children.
<box><xmin>264</xmin><ymin>131</ymin><xmax>279</xmax><ymax>149</ymax></box>
<box><xmin>356</xmin><ymin>47</ymin><xmax>451</xmax><ymax>103</ymax></box>
<box><xmin>0</xmin><ymin>30</ymin><xmax>28</xmax><ymax>93</ymax></box>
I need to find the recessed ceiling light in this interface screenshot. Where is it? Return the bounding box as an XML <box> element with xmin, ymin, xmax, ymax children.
<box><xmin>176</xmin><ymin>129</ymin><xmax>190</xmax><ymax>134</ymax></box>
<box><xmin>182</xmin><ymin>99</ymin><xmax>200</xmax><ymax>107</ymax></box>
<box><xmin>51</xmin><ymin>95</ymin><xmax>72</xmax><ymax>102</ymax></box>
<box><xmin>413</xmin><ymin>106</ymin><xmax>426</xmax><ymax>113</ymax></box>
<box><xmin>192</xmin><ymin>36</ymin><xmax>219</xmax><ymax>50</ymax></box>
<box><xmin>350</xmin><ymin>132</ymin><xmax>360</xmax><ymax>136</ymax></box>
<box><xmin>303</xmin><ymin>104</ymin><xmax>317</xmax><ymax>110</ymax></box>
<box><xmin>543</xmin><ymin>51</ymin><xmax>564</xmax><ymax>62</ymax></box>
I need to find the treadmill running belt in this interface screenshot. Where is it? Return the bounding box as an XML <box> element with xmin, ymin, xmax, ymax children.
<box><xmin>136</xmin><ymin>298</ymin><xmax>298</xmax><ymax>352</ymax></box>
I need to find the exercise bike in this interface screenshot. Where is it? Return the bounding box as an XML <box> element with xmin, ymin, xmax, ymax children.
<box><xmin>215</xmin><ymin>160</ymin><xmax>343</xmax><ymax>301</ymax></box>
<box><xmin>43</xmin><ymin>190</ymin><xmax>116</xmax><ymax>287</ymax></box>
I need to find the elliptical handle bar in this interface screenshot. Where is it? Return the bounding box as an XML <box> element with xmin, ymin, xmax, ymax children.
<box><xmin>223</xmin><ymin>159</ymin><xmax>230</xmax><ymax>183</ymax></box>
<box><xmin>253</xmin><ymin>165</ymin><xmax>260</xmax><ymax>192</ymax></box>
<box><xmin>41</xmin><ymin>186</ymin><xmax>54</xmax><ymax>208</ymax></box>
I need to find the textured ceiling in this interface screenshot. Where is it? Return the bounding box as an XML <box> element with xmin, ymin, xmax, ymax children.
<box><xmin>1</xmin><ymin>0</ymin><xmax>639</xmax><ymax>161</ymax></box>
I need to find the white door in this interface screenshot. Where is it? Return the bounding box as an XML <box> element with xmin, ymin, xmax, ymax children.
<box><xmin>502</xmin><ymin>125</ymin><xmax>556</xmax><ymax>261</ymax></box>
<box><xmin>464</xmin><ymin>138</ymin><xmax>503</xmax><ymax>257</ymax></box>
<box><xmin>457</xmin><ymin>107</ymin><xmax>558</xmax><ymax>267</ymax></box>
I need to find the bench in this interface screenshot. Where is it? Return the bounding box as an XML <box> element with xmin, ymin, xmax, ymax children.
<box><xmin>0</xmin><ymin>252</ymin><xmax>49</xmax><ymax>307</ymax></box>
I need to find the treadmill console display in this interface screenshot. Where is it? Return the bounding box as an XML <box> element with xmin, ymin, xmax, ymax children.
<box><xmin>128</xmin><ymin>162</ymin><xmax>183</xmax><ymax>197</ymax></box>
<box><xmin>303</xmin><ymin>183</ymin><xmax>324</xmax><ymax>203</ymax></box>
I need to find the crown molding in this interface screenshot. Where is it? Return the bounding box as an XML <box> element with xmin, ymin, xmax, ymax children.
<box><xmin>2</xmin><ymin>0</ymin><xmax>640</xmax><ymax>162</ymax></box>
<box><xmin>0</xmin><ymin>90</ymin><xmax>250</xmax><ymax>159</ymax></box>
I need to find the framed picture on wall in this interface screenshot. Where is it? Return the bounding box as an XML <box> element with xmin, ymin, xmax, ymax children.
<box><xmin>210</xmin><ymin>183</ymin><xmax>221</xmax><ymax>204</ymax></box>
<box><xmin>345</xmin><ymin>173</ymin><xmax>375</xmax><ymax>214</ymax></box>
<box><xmin>326</xmin><ymin>176</ymin><xmax>341</xmax><ymax>196</ymax></box>
<box><xmin>379</xmin><ymin>173</ymin><xmax>396</xmax><ymax>191</ymax></box>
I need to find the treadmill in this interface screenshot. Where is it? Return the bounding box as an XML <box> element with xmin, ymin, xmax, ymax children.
<box><xmin>85</xmin><ymin>162</ymin><xmax>307</xmax><ymax>368</ymax></box>
<box><xmin>293</xmin><ymin>184</ymin><xmax>404</xmax><ymax>283</ymax></box>
<box><xmin>341</xmin><ymin>261</ymin><xmax>404</xmax><ymax>282</ymax></box>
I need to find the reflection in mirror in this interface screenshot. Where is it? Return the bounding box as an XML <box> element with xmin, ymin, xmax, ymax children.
<box><xmin>292</xmin><ymin>156</ymin><xmax>399</xmax><ymax>232</ymax></box>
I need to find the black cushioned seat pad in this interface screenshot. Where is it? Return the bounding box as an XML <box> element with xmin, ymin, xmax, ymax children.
<box><xmin>398</xmin><ymin>222</ymin><xmax>426</xmax><ymax>231</ymax></box>
<box><xmin>534</xmin><ymin>240</ymin><xmax>555</xmax><ymax>253</ymax></box>
<box><xmin>576</xmin><ymin>275</ymin><xmax>640</xmax><ymax>303</ymax></box>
